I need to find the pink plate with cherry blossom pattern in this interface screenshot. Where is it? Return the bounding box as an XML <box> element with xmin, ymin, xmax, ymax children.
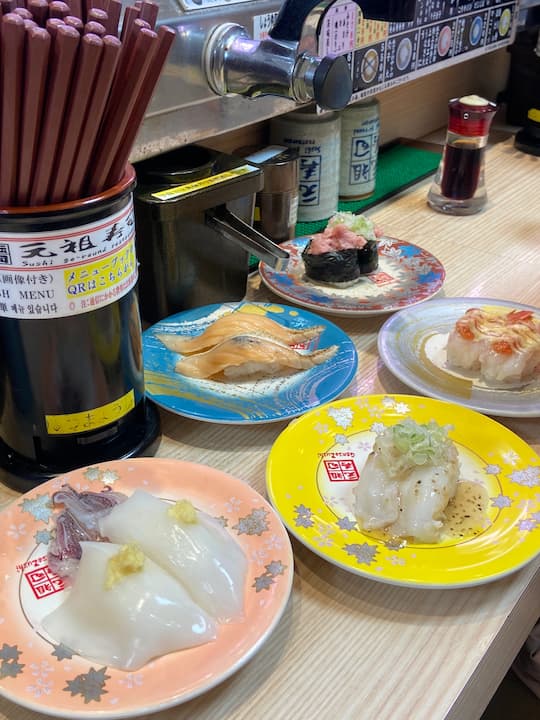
<box><xmin>0</xmin><ymin>458</ymin><xmax>293</xmax><ymax>718</ymax></box>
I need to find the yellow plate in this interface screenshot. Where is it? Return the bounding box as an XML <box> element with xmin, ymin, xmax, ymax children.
<box><xmin>266</xmin><ymin>395</ymin><xmax>540</xmax><ymax>588</ymax></box>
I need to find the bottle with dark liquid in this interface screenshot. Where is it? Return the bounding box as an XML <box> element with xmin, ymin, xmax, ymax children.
<box><xmin>428</xmin><ymin>95</ymin><xmax>497</xmax><ymax>215</ymax></box>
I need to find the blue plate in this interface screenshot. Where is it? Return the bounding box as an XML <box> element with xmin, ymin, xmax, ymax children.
<box><xmin>143</xmin><ymin>302</ymin><xmax>358</xmax><ymax>424</ymax></box>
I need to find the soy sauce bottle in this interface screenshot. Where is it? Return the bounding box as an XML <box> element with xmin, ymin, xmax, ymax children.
<box><xmin>427</xmin><ymin>95</ymin><xmax>498</xmax><ymax>215</ymax></box>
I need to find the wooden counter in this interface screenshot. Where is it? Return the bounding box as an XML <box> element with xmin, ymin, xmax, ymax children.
<box><xmin>1</xmin><ymin>136</ymin><xmax>539</xmax><ymax>720</ymax></box>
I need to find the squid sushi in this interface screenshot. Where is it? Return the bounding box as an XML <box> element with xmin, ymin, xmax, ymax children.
<box><xmin>353</xmin><ymin>419</ymin><xmax>461</xmax><ymax>543</ymax></box>
<box><xmin>302</xmin><ymin>211</ymin><xmax>381</xmax><ymax>287</ymax></box>
<box><xmin>446</xmin><ymin>307</ymin><xmax>540</xmax><ymax>386</ymax></box>
<box><xmin>99</xmin><ymin>490</ymin><xmax>247</xmax><ymax>623</ymax></box>
<box><xmin>174</xmin><ymin>335</ymin><xmax>339</xmax><ymax>380</ymax></box>
<box><xmin>42</xmin><ymin>541</ymin><xmax>216</xmax><ymax>670</ymax></box>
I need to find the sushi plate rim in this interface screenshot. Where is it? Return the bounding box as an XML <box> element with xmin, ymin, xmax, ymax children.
<box><xmin>142</xmin><ymin>301</ymin><xmax>359</xmax><ymax>425</ymax></box>
<box><xmin>378</xmin><ymin>296</ymin><xmax>540</xmax><ymax>419</ymax></box>
<box><xmin>265</xmin><ymin>394</ymin><xmax>540</xmax><ymax>589</ymax></box>
<box><xmin>0</xmin><ymin>457</ymin><xmax>295</xmax><ymax>719</ymax></box>
<box><xmin>258</xmin><ymin>236</ymin><xmax>446</xmax><ymax>318</ymax></box>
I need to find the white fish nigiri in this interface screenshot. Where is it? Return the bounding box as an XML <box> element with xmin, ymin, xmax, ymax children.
<box><xmin>41</xmin><ymin>541</ymin><xmax>216</xmax><ymax>671</ymax></box>
<box><xmin>99</xmin><ymin>490</ymin><xmax>247</xmax><ymax>622</ymax></box>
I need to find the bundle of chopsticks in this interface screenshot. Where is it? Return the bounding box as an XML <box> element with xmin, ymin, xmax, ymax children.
<box><xmin>0</xmin><ymin>0</ymin><xmax>175</xmax><ymax>207</ymax></box>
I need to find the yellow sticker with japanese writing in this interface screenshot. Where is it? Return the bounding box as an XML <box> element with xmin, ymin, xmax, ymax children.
<box><xmin>63</xmin><ymin>242</ymin><xmax>136</xmax><ymax>298</ymax></box>
<box><xmin>45</xmin><ymin>389</ymin><xmax>135</xmax><ymax>435</ymax></box>
<box><xmin>150</xmin><ymin>165</ymin><xmax>258</xmax><ymax>201</ymax></box>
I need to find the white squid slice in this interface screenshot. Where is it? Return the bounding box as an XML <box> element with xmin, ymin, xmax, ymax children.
<box><xmin>99</xmin><ymin>490</ymin><xmax>247</xmax><ymax>623</ymax></box>
<box><xmin>41</xmin><ymin>541</ymin><xmax>216</xmax><ymax>671</ymax></box>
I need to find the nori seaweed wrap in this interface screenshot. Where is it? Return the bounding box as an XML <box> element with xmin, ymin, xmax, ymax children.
<box><xmin>302</xmin><ymin>241</ymin><xmax>362</xmax><ymax>286</ymax></box>
<box><xmin>301</xmin><ymin>212</ymin><xmax>381</xmax><ymax>286</ymax></box>
<box><xmin>358</xmin><ymin>238</ymin><xmax>379</xmax><ymax>275</ymax></box>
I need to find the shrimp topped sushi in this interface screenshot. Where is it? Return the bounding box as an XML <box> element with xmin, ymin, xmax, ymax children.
<box><xmin>302</xmin><ymin>212</ymin><xmax>382</xmax><ymax>287</ymax></box>
<box><xmin>446</xmin><ymin>307</ymin><xmax>540</xmax><ymax>386</ymax></box>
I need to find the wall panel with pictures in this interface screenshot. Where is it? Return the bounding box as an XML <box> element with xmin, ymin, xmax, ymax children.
<box><xmin>317</xmin><ymin>0</ymin><xmax>518</xmax><ymax>104</ymax></box>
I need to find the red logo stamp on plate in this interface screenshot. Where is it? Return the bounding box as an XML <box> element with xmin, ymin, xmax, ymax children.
<box><xmin>367</xmin><ymin>271</ymin><xmax>394</xmax><ymax>285</ymax></box>
<box><xmin>22</xmin><ymin>556</ymin><xmax>65</xmax><ymax>599</ymax></box>
<box><xmin>323</xmin><ymin>459</ymin><xmax>360</xmax><ymax>482</ymax></box>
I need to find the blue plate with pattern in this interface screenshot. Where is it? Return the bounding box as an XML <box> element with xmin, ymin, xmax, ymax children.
<box><xmin>143</xmin><ymin>301</ymin><xmax>358</xmax><ymax>424</ymax></box>
<box><xmin>259</xmin><ymin>236</ymin><xmax>445</xmax><ymax>317</ymax></box>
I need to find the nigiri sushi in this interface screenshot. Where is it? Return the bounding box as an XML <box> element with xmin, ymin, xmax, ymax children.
<box><xmin>302</xmin><ymin>212</ymin><xmax>381</xmax><ymax>287</ymax></box>
<box><xmin>157</xmin><ymin>311</ymin><xmax>324</xmax><ymax>354</ymax></box>
<box><xmin>41</xmin><ymin>541</ymin><xmax>216</xmax><ymax>671</ymax></box>
<box><xmin>446</xmin><ymin>307</ymin><xmax>540</xmax><ymax>386</ymax></box>
<box><xmin>353</xmin><ymin>419</ymin><xmax>460</xmax><ymax>543</ymax></box>
<box><xmin>173</xmin><ymin>335</ymin><xmax>338</xmax><ymax>380</ymax></box>
<box><xmin>99</xmin><ymin>490</ymin><xmax>247</xmax><ymax>623</ymax></box>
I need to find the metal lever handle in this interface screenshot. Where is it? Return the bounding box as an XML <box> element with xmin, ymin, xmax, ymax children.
<box><xmin>270</xmin><ymin>0</ymin><xmax>417</xmax><ymax>43</ymax></box>
<box><xmin>206</xmin><ymin>206</ymin><xmax>290</xmax><ymax>272</ymax></box>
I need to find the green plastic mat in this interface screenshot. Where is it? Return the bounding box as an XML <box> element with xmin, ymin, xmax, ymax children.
<box><xmin>295</xmin><ymin>141</ymin><xmax>442</xmax><ymax>237</ymax></box>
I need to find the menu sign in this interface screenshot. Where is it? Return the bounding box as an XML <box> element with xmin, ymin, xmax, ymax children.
<box><xmin>316</xmin><ymin>0</ymin><xmax>517</xmax><ymax>102</ymax></box>
<box><xmin>250</xmin><ymin>0</ymin><xmax>516</xmax><ymax>105</ymax></box>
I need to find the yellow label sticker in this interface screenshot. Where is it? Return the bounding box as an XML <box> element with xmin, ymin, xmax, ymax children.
<box><xmin>151</xmin><ymin>165</ymin><xmax>258</xmax><ymax>200</ymax></box>
<box><xmin>63</xmin><ymin>242</ymin><xmax>137</xmax><ymax>298</ymax></box>
<box><xmin>45</xmin><ymin>389</ymin><xmax>135</xmax><ymax>435</ymax></box>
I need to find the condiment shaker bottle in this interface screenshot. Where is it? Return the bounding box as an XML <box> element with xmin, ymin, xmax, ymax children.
<box><xmin>427</xmin><ymin>95</ymin><xmax>498</xmax><ymax>215</ymax></box>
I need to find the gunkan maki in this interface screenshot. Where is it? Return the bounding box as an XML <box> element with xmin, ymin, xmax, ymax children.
<box><xmin>302</xmin><ymin>212</ymin><xmax>381</xmax><ymax>287</ymax></box>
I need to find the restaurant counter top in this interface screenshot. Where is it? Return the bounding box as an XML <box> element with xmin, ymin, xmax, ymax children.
<box><xmin>0</xmin><ymin>135</ymin><xmax>539</xmax><ymax>720</ymax></box>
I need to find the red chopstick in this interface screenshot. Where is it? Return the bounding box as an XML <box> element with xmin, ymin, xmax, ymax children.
<box><xmin>104</xmin><ymin>0</ymin><xmax>120</xmax><ymax>35</ymax></box>
<box><xmin>28</xmin><ymin>0</ymin><xmax>48</xmax><ymax>25</ymax></box>
<box><xmin>0</xmin><ymin>13</ymin><xmax>26</xmax><ymax>206</ymax></box>
<box><xmin>119</xmin><ymin>4</ymin><xmax>138</xmax><ymax>41</ymax></box>
<box><xmin>49</xmin><ymin>32</ymin><xmax>104</xmax><ymax>203</ymax></box>
<box><xmin>29</xmin><ymin>24</ymin><xmax>80</xmax><ymax>205</ymax></box>
<box><xmin>139</xmin><ymin>0</ymin><xmax>158</xmax><ymax>28</ymax></box>
<box><xmin>17</xmin><ymin>25</ymin><xmax>51</xmax><ymax>205</ymax></box>
<box><xmin>106</xmin><ymin>25</ymin><xmax>176</xmax><ymax>187</ymax></box>
<box><xmin>85</xmin><ymin>27</ymin><xmax>157</xmax><ymax>195</ymax></box>
<box><xmin>65</xmin><ymin>34</ymin><xmax>122</xmax><ymax>200</ymax></box>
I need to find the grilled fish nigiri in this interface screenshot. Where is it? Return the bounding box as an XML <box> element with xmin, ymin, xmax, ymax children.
<box><xmin>174</xmin><ymin>335</ymin><xmax>339</xmax><ymax>380</ymax></box>
<box><xmin>157</xmin><ymin>312</ymin><xmax>325</xmax><ymax>354</ymax></box>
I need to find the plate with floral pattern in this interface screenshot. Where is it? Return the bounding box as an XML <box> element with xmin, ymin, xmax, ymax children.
<box><xmin>258</xmin><ymin>237</ymin><xmax>445</xmax><ymax>317</ymax></box>
<box><xmin>0</xmin><ymin>458</ymin><xmax>293</xmax><ymax>718</ymax></box>
<box><xmin>266</xmin><ymin>394</ymin><xmax>540</xmax><ymax>589</ymax></box>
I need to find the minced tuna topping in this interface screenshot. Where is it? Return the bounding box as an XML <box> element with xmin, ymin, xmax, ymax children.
<box><xmin>307</xmin><ymin>223</ymin><xmax>368</xmax><ymax>254</ymax></box>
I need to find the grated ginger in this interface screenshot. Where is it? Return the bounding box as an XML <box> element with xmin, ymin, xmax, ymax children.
<box><xmin>104</xmin><ymin>543</ymin><xmax>145</xmax><ymax>590</ymax></box>
<box><xmin>167</xmin><ymin>499</ymin><xmax>198</xmax><ymax>524</ymax></box>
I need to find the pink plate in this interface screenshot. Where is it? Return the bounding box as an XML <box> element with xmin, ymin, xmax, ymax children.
<box><xmin>0</xmin><ymin>459</ymin><xmax>293</xmax><ymax>718</ymax></box>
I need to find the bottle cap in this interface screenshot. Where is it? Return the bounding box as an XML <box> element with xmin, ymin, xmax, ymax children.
<box><xmin>447</xmin><ymin>95</ymin><xmax>498</xmax><ymax>136</ymax></box>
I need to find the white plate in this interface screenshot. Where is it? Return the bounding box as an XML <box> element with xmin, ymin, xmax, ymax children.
<box><xmin>378</xmin><ymin>297</ymin><xmax>540</xmax><ymax>417</ymax></box>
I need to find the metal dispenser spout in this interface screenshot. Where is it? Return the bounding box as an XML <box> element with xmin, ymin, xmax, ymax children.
<box><xmin>203</xmin><ymin>0</ymin><xmax>416</xmax><ymax>110</ymax></box>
